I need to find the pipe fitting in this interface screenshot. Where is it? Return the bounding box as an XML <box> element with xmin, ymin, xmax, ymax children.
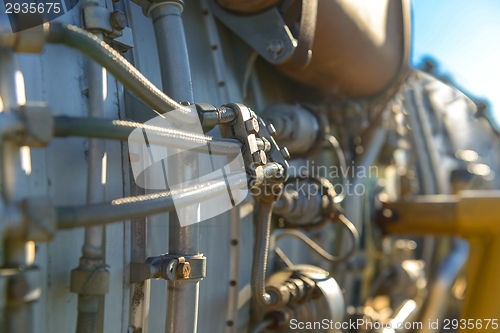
<box><xmin>0</xmin><ymin>23</ymin><xmax>48</xmax><ymax>53</ymax></box>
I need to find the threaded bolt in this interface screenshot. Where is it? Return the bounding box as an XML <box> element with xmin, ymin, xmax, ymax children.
<box><xmin>253</xmin><ymin>150</ymin><xmax>267</xmax><ymax>165</ymax></box>
<box><xmin>176</xmin><ymin>262</ymin><xmax>191</xmax><ymax>279</ymax></box>
<box><xmin>110</xmin><ymin>11</ymin><xmax>127</xmax><ymax>31</ymax></box>
<box><xmin>245</xmin><ymin>118</ymin><xmax>260</xmax><ymax>134</ymax></box>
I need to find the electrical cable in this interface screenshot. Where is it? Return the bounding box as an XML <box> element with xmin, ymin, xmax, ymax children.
<box><xmin>46</xmin><ymin>23</ymin><xmax>198</xmax><ymax>124</ymax></box>
<box><xmin>275</xmin><ymin>214</ymin><xmax>359</xmax><ymax>263</ymax></box>
<box><xmin>53</xmin><ymin>116</ymin><xmax>242</xmax><ymax>156</ymax></box>
<box><xmin>57</xmin><ymin>172</ymin><xmax>248</xmax><ymax>229</ymax></box>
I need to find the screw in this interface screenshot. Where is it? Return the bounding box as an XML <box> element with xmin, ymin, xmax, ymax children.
<box><xmin>176</xmin><ymin>262</ymin><xmax>191</xmax><ymax>279</ymax></box>
<box><xmin>110</xmin><ymin>11</ymin><xmax>127</xmax><ymax>31</ymax></box>
<box><xmin>266</xmin><ymin>123</ymin><xmax>277</xmax><ymax>137</ymax></box>
<box><xmin>253</xmin><ymin>150</ymin><xmax>267</xmax><ymax>165</ymax></box>
<box><xmin>267</xmin><ymin>39</ymin><xmax>285</xmax><ymax>59</ymax></box>
<box><xmin>280</xmin><ymin>147</ymin><xmax>291</xmax><ymax>160</ymax></box>
<box><xmin>245</xmin><ymin>118</ymin><xmax>260</xmax><ymax>134</ymax></box>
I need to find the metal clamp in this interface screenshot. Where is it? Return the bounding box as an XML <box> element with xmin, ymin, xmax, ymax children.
<box><xmin>0</xmin><ymin>266</ymin><xmax>41</xmax><ymax>306</ymax></box>
<box><xmin>70</xmin><ymin>263</ymin><xmax>110</xmax><ymax>296</ymax></box>
<box><xmin>130</xmin><ymin>254</ymin><xmax>206</xmax><ymax>283</ymax></box>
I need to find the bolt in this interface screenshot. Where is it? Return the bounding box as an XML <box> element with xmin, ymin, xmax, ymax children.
<box><xmin>245</xmin><ymin>118</ymin><xmax>260</xmax><ymax>134</ymax></box>
<box><xmin>110</xmin><ymin>11</ymin><xmax>127</xmax><ymax>31</ymax></box>
<box><xmin>8</xmin><ymin>278</ymin><xmax>29</xmax><ymax>300</ymax></box>
<box><xmin>253</xmin><ymin>150</ymin><xmax>267</xmax><ymax>166</ymax></box>
<box><xmin>267</xmin><ymin>39</ymin><xmax>285</xmax><ymax>59</ymax></box>
<box><xmin>176</xmin><ymin>262</ymin><xmax>191</xmax><ymax>279</ymax></box>
<box><xmin>266</xmin><ymin>123</ymin><xmax>277</xmax><ymax>137</ymax></box>
<box><xmin>280</xmin><ymin>147</ymin><xmax>291</xmax><ymax>160</ymax></box>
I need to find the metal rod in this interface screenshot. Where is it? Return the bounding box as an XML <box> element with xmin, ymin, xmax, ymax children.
<box><xmin>45</xmin><ymin>23</ymin><xmax>197</xmax><ymax>123</ymax></box>
<box><xmin>0</xmin><ymin>47</ymin><xmax>34</xmax><ymax>333</ymax></box>
<box><xmin>52</xmin><ymin>116</ymin><xmax>242</xmax><ymax>156</ymax></box>
<box><xmin>73</xmin><ymin>7</ymin><xmax>108</xmax><ymax>328</ymax></box>
<box><xmin>149</xmin><ymin>4</ymin><xmax>199</xmax><ymax>331</ymax></box>
<box><xmin>57</xmin><ymin>172</ymin><xmax>248</xmax><ymax>229</ymax></box>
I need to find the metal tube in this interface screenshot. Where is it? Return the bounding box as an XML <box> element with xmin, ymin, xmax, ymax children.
<box><xmin>74</xmin><ymin>19</ymin><xmax>107</xmax><ymax>332</ymax></box>
<box><xmin>46</xmin><ymin>23</ymin><xmax>197</xmax><ymax>122</ymax></box>
<box><xmin>341</xmin><ymin>110</ymin><xmax>388</xmax><ymax>303</ymax></box>
<box><xmin>148</xmin><ymin>2</ymin><xmax>200</xmax><ymax>332</ymax></box>
<box><xmin>419</xmin><ymin>239</ymin><xmax>469</xmax><ymax>333</ymax></box>
<box><xmin>0</xmin><ymin>44</ymin><xmax>34</xmax><ymax>333</ymax></box>
<box><xmin>52</xmin><ymin>116</ymin><xmax>243</xmax><ymax>155</ymax></box>
<box><xmin>57</xmin><ymin>172</ymin><xmax>247</xmax><ymax>229</ymax></box>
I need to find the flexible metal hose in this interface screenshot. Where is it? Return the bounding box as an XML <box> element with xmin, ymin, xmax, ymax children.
<box><xmin>251</xmin><ymin>201</ymin><xmax>274</xmax><ymax>308</ymax></box>
<box><xmin>53</xmin><ymin>116</ymin><xmax>242</xmax><ymax>156</ymax></box>
<box><xmin>275</xmin><ymin>214</ymin><xmax>359</xmax><ymax>263</ymax></box>
<box><xmin>57</xmin><ymin>172</ymin><xmax>247</xmax><ymax>229</ymax></box>
<box><xmin>46</xmin><ymin>23</ymin><xmax>197</xmax><ymax>123</ymax></box>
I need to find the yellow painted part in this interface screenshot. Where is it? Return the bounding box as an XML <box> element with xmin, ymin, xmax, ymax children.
<box><xmin>381</xmin><ymin>191</ymin><xmax>500</xmax><ymax>332</ymax></box>
<box><xmin>457</xmin><ymin>192</ymin><xmax>500</xmax><ymax>332</ymax></box>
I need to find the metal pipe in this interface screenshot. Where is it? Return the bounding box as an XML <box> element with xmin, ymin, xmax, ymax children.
<box><xmin>53</xmin><ymin>116</ymin><xmax>242</xmax><ymax>155</ymax></box>
<box><xmin>57</xmin><ymin>172</ymin><xmax>248</xmax><ymax>229</ymax></box>
<box><xmin>74</xmin><ymin>21</ymin><xmax>107</xmax><ymax>332</ymax></box>
<box><xmin>0</xmin><ymin>46</ymin><xmax>34</xmax><ymax>332</ymax></box>
<box><xmin>341</xmin><ymin>108</ymin><xmax>389</xmax><ymax>304</ymax></box>
<box><xmin>419</xmin><ymin>239</ymin><xmax>469</xmax><ymax>333</ymax></box>
<box><xmin>148</xmin><ymin>2</ymin><xmax>200</xmax><ymax>332</ymax></box>
<box><xmin>275</xmin><ymin>215</ymin><xmax>359</xmax><ymax>263</ymax></box>
<box><xmin>45</xmin><ymin>23</ymin><xmax>197</xmax><ymax>122</ymax></box>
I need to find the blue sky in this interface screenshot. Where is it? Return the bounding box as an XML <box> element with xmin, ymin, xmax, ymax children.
<box><xmin>412</xmin><ymin>0</ymin><xmax>500</xmax><ymax>125</ymax></box>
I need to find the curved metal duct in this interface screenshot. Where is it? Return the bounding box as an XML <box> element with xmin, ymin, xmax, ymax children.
<box><xmin>278</xmin><ymin>0</ymin><xmax>412</xmax><ymax>99</ymax></box>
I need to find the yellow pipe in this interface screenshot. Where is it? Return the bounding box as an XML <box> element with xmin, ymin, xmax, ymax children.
<box><xmin>379</xmin><ymin>191</ymin><xmax>500</xmax><ymax>332</ymax></box>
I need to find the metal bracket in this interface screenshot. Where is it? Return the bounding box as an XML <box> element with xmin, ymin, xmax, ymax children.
<box><xmin>219</xmin><ymin>103</ymin><xmax>265</xmax><ymax>187</ymax></box>
<box><xmin>0</xmin><ymin>267</ymin><xmax>41</xmax><ymax>306</ymax></box>
<box><xmin>210</xmin><ymin>2</ymin><xmax>296</xmax><ymax>65</ymax></box>
<box><xmin>130</xmin><ymin>254</ymin><xmax>206</xmax><ymax>283</ymax></box>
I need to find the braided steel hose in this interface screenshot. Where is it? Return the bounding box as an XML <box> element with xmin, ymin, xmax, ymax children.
<box><xmin>53</xmin><ymin>116</ymin><xmax>242</xmax><ymax>156</ymax></box>
<box><xmin>57</xmin><ymin>172</ymin><xmax>248</xmax><ymax>229</ymax></box>
<box><xmin>46</xmin><ymin>23</ymin><xmax>197</xmax><ymax>123</ymax></box>
<box><xmin>251</xmin><ymin>201</ymin><xmax>274</xmax><ymax>308</ymax></box>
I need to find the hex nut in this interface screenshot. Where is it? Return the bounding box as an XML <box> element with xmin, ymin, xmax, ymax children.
<box><xmin>252</xmin><ymin>150</ymin><xmax>267</xmax><ymax>166</ymax></box>
<box><xmin>245</xmin><ymin>118</ymin><xmax>260</xmax><ymax>134</ymax></box>
<box><xmin>177</xmin><ymin>262</ymin><xmax>191</xmax><ymax>279</ymax></box>
<box><xmin>110</xmin><ymin>11</ymin><xmax>127</xmax><ymax>31</ymax></box>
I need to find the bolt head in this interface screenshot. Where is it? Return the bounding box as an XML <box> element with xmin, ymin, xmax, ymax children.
<box><xmin>110</xmin><ymin>11</ymin><xmax>127</xmax><ymax>31</ymax></box>
<box><xmin>245</xmin><ymin>118</ymin><xmax>260</xmax><ymax>135</ymax></box>
<box><xmin>267</xmin><ymin>39</ymin><xmax>285</xmax><ymax>59</ymax></box>
<box><xmin>280</xmin><ymin>147</ymin><xmax>291</xmax><ymax>160</ymax></box>
<box><xmin>266</xmin><ymin>123</ymin><xmax>277</xmax><ymax>137</ymax></box>
<box><xmin>176</xmin><ymin>262</ymin><xmax>191</xmax><ymax>279</ymax></box>
<box><xmin>253</xmin><ymin>150</ymin><xmax>267</xmax><ymax>166</ymax></box>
